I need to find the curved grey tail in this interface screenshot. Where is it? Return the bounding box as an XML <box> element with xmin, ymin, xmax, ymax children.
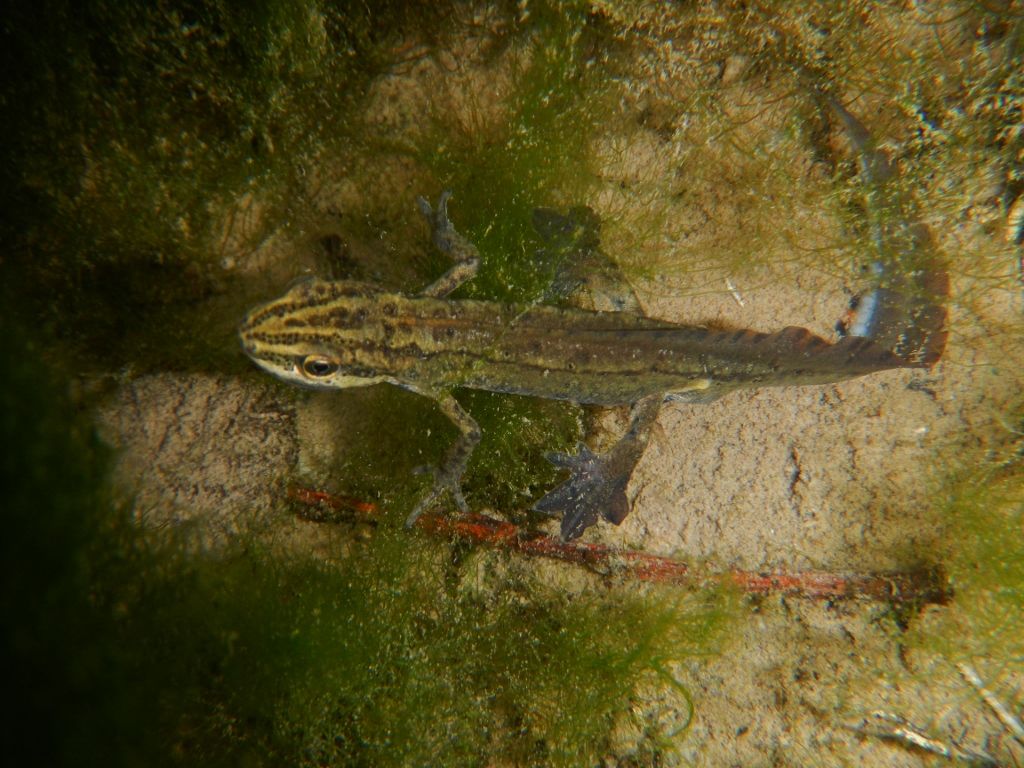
<box><xmin>841</xmin><ymin>265</ymin><xmax>948</xmax><ymax>368</ymax></box>
<box><xmin>814</xmin><ymin>89</ymin><xmax>949</xmax><ymax>368</ymax></box>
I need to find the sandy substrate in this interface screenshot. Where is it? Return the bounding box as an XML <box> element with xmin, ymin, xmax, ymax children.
<box><xmin>94</xmin><ymin>360</ymin><xmax>1020</xmax><ymax>765</ymax></box>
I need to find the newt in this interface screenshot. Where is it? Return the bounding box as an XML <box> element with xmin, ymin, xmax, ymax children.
<box><xmin>239</xmin><ymin>101</ymin><xmax>947</xmax><ymax>541</ymax></box>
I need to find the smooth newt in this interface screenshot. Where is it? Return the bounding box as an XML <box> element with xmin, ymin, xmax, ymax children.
<box><xmin>240</xmin><ymin>101</ymin><xmax>947</xmax><ymax>541</ymax></box>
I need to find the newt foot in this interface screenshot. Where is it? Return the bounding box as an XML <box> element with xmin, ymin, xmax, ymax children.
<box><xmin>405</xmin><ymin>464</ymin><xmax>470</xmax><ymax>528</ymax></box>
<box><xmin>533</xmin><ymin>444</ymin><xmax>630</xmax><ymax>541</ymax></box>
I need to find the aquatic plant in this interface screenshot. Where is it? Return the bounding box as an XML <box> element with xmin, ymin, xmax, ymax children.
<box><xmin>0</xmin><ymin>317</ymin><xmax>732</xmax><ymax>765</ymax></box>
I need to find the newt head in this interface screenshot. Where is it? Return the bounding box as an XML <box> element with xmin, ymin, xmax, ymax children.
<box><xmin>239</xmin><ymin>279</ymin><xmax>395</xmax><ymax>390</ymax></box>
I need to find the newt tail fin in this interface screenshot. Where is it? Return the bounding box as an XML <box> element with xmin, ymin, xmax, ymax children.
<box><xmin>805</xmin><ymin>82</ymin><xmax>950</xmax><ymax>369</ymax></box>
<box><xmin>841</xmin><ymin>263</ymin><xmax>949</xmax><ymax>368</ymax></box>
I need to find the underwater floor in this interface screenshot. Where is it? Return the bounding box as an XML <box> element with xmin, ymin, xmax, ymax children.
<box><xmin>4</xmin><ymin>2</ymin><xmax>1023</xmax><ymax>766</ymax></box>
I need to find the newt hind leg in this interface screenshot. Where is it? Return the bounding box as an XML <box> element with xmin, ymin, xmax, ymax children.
<box><xmin>534</xmin><ymin>395</ymin><xmax>662</xmax><ymax>541</ymax></box>
<box><xmin>534</xmin><ymin>444</ymin><xmax>630</xmax><ymax>541</ymax></box>
<box><xmin>532</xmin><ymin>205</ymin><xmax>641</xmax><ymax>313</ymax></box>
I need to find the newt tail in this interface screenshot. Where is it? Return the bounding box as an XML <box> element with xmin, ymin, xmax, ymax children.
<box><xmin>824</xmin><ymin>92</ymin><xmax>948</xmax><ymax>367</ymax></box>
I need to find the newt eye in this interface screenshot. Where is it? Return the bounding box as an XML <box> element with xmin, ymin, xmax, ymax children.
<box><xmin>300</xmin><ymin>355</ymin><xmax>338</xmax><ymax>378</ymax></box>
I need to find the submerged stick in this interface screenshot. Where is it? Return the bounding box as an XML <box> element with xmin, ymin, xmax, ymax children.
<box><xmin>847</xmin><ymin>711</ymin><xmax>998</xmax><ymax>766</ymax></box>
<box><xmin>289</xmin><ymin>486</ymin><xmax>950</xmax><ymax>606</ymax></box>
<box><xmin>957</xmin><ymin>662</ymin><xmax>1024</xmax><ymax>745</ymax></box>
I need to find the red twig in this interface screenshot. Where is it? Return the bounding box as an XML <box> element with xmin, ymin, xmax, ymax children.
<box><xmin>288</xmin><ymin>486</ymin><xmax>950</xmax><ymax>606</ymax></box>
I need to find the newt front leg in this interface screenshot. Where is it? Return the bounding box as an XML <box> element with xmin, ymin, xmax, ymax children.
<box><xmin>404</xmin><ymin>389</ymin><xmax>481</xmax><ymax>527</ymax></box>
<box><xmin>402</xmin><ymin>193</ymin><xmax>482</xmax><ymax>527</ymax></box>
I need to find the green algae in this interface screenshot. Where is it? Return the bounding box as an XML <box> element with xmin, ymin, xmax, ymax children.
<box><xmin>1</xmin><ymin>8</ymin><xmax>735</xmax><ymax>754</ymax></box>
<box><xmin>149</xmin><ymin>535</ymin><xmax>731</xmax><ymax>767</ymax></box>
<box><xmin>0</xmin><ymin>313</ymin><xmax>733</xmax><ymax>766</ymax></box>
<box><xmin>2</xmin><ymin>0</ymin><xmax>629</xmax><ymax>515</ymax></box>
<box><xmin>414</xmin><ymin>3</ymin><xmax>617</xmax><ymax>303</ymax></box>
<box><xmin>912</xmin><ymin>417</ymin><xmax>1024</xmax><ymax>665</ymax></box>
<box><xmin>2</xmin><ymin>1</ymin><xmax>452</xmax><ymax>372</ymax></box>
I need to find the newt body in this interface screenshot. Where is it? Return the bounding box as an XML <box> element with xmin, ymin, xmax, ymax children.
<box><xmin>241</xmin><ymin>99</ymin><xmax>947</xmax><ymax>540</ymax></box>
<box><xmin>240</xmin><ymin>280</ymin><xmax>908</xmax><ymax>407</ymax></box>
